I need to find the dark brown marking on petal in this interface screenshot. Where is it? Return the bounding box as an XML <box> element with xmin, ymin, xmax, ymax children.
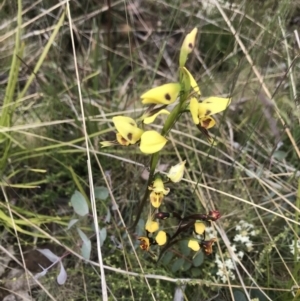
<box><xmin>202</xmin><ymin>119</ymin><xmax>211</xmax><ymax>129</ymax></box>
<box><xmin>129</xmin><ymin>122</ymin><xmax>135</xmax><ymax>126</ymax></box>
<box><xmin>188</xmin><ymin>43</ymin><xmax>193</xmax><ymax>49</ymax></box>
<box><xmin>127</xmin><ymin>133</ymin><xmax>133</xmax><ymax>141</ymax></box>
<box><xmin>165</xmin><ymin>93</ymin><xmax>171</xmax><ymax>101</ymax></box>
<box><xmin>205</xmin><ymin>110</ymin><xmax>211</xmax><ymax>116</ymax></box>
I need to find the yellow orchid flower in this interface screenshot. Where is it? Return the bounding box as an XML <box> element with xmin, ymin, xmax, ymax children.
<box><xmin>149</xmin><ymin>177</ymin><xmax>170</xmax><ymax>195</ymax></box>
<box><xmin>189</xmin><ymin>97</ymin><xmax>231</xmax><ymax>129</ymax></box>
<box><xmin>188</xmin><ymin>239</ymin><xmax>200</xmax><ymax>251</ymax></box>
<box><xmin>167</xmin><ymin>160</ymin><xmax>186</xmax><ymax>183</ymax></box>
<box><xmin>139</xmin><ymin>130</ymin><xmax>168</xmax><ymax>154</ymax></box>
<box><xmin>142</xmin><ymin>108</ymin><xmax>170</xmax><ymax>124</ymax></box>
<box><xmin>141</xmin><ymin>83</ymin><xmax>181</xmax><ymax>105</ymax></box>
<box><xmin>148</xmin><ymin>176</ymin><xmax>170</xmax><ymax>208</ymax></box>
<box><xmin>179</xmin><ymin>27</ymin><xmax>198</xmax><ymax>67</ymax></box>
<box><xmin>138</xmin><ymin>237</ymin><xmax>151</xmax><ymax>251</ymax></box>
<box><xmin>149</xmin><ymin>191</ymin><xmax>164</xmax><ymax>208</ymax></box>
<box><xmin>182</xmin><ymin>67</ymin><xmax>201</xmax><ymax>96</ymax></box>
<box><xmin>155</xmin><ymin>230</ymin><xmax>167</xmax><ymax>246</ymax></box>
<box><xmin>145</xmin><ymin>219</ymin><xmax>159</xmax><ymax>233</ymax></box>
<box><xmin>194</xmin><ymin>221</ymin><xmax>206</xmax><ymax>235</ymax></box>
<box><xmin>100</xmin><ymin>116</ymin><xmax>144</xmax><ymax>147</ymax></box>
<box><xmin>201</xmin><ymin>238</ymin><xmax>217</xmax><ymax>255</ymax></box>
<box><xmin>113</xmin><ymin>116</ymin><xmax>144</xmax><ymax>144</ymax></box>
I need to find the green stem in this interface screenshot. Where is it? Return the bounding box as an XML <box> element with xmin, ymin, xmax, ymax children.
<box><xmin>131</xmin><ymin>67</ymin><xmax>190</xmax><ymax>229</ymax></box>
<box><xmin>131</xmin><ymin>153</ymin><xmax>159</xmax><ymax>229</ymax></box>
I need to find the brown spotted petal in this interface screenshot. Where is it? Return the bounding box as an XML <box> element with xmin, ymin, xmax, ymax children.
<box><xmin>141</xmin><ymin>83</ymin><xmax>181</xmax><ymax>105</ymax></box>
<box><xmin>199</xmin><ymin>116</ymin><xmax>216</xmax><ymax>129</ymax></box>
<box><xmin>179</xmin><ymin>27</ymin><xmax>198</xmax><ymax>67</ymax></box>
<box><xmin>200</xmin><ymin>238</ymin><xmax>217</xmax><ymax>255</ymax></box>
<box><xmin>149</xmin><ymin>191</ymin><xmax>164</xmax><ymax>208</ymax></box>
<box><xmin>113</xmin><ymin>116</ymin><xmax>144</xmax><ymax>145</ymax></box>
<box><xmin>138</xmin><ymin>236</ymin><xmax>151</xmax><ymax>251</ymax></box>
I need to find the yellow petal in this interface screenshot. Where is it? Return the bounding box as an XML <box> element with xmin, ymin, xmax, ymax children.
<box><xmin>141</xmin><ymin>83</ymin><xmax>181</xmax><ymax>105</ymax></box>
<box><xmin>183</xmin><ymin>67</ymin><xmax>201</xmax><ymax>95</ymax></box>
<box><xmin>116</xmin><ymin>133</ymin><xmax>130</xmax><ymax>146</ymax></box>
<box><xmin>190</xmin><ymin>97</ymin><xmax>200</xmax><ymax>124</ymax></box>
<box><xmin>188</xmin><ymin>239</ymin><xmax>200</xmax><ymax>251</ymax></box>
<box><xmin>113</xmin><ymin>116</ymin><xmax>137</xmax><ymax>128</ymax></box>
<box><xmin>113</xmin><ymin>116</ymin><xmax>143</xmax><ymax>144</ymax></box>
<box><xmin>155</xmin><ymin>230</ymin><xmax>167</xmax><ymax>246</ymax></box>
<box><xmin>167</xmin><ymin>160</ymin><xmax>186</xmax><ymax>183</ymax></box>
<box><xmin>143</xmin><ymin>109</ymin><xmax>170</xmax><ymax>124</ymax></box>
<box><xmin>149</xmin><ymin>177</ymin><xmax>170</xmax><ymax>195</ymax></box>
<box><xmin>199</xmin><ymin>116</ymin><xmax>216</xmax><ymax>129</ymax></box>
<box><xmin>198</xmin><ymin>97</ymin><xmax>231</xmax><ymax>117</ymax></box>
<box><xmin>179</xmin><ymin>28</ymin><xmax>198</xmax><ymax>67</ymax></box>
<box><xmin>139</xmin><ymin>131</ymin><xmax>168</xmax><ymax>154</ymax></box>
<box><xmin>149</xmin><ymin>191</ymin><xmax>164</xmax><ymax>208</ymax></box>
<box><xmin>138</xmin><ymin>237</ymin><xmax>150</xmax><ymax>251</ymax></box>
<box><xmin>194</xmin><ymin>222</ymin><xmax>206</xmax><ymax>235</ymax></box>
<box><xmin>145</xmin><ymin>220</ymin><xmax>159</xmax><ymax>233</ymax></box>
<box><xmin>100</xmin><ymin>141</ymin><xmax>115</xmax><ymax>147</ymax></box>
<box><xmin>182</xmin><ymin>28</ymin><xmax>198</xmax><ymax>54</ymax></box>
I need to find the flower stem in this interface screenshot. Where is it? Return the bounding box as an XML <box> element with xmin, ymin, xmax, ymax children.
<box><xmin>131</xmin><ymin>75</ymin><xmax>189</xmax><ymax>229</ymax></box>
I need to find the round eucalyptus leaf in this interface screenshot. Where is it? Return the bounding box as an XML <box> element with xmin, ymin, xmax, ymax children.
<box><xmin>71</xmin><ymin>190</ymin><xmax>89</xmax><ymax>216</ymax></box>
<box><xmin>81</xmin><ymin>240</ymin><xmax>92</xmax><ymax>260</ymax></box>
<box><xmin>179</xmin><ymin>240</ymin><xmax>191</xmax><ymax>257</ymax></box>
<box><xmin>99</xmin><ymin>227</ymin><xmax>107</xmax><ymax>246</ymax></box>
<box><xmin>162</xmin><ymin>251</ymin><xmax>173</xmax><ymax>266</ymax></box>
<box><xmin>192</xmin><ymin>252</ymin><xmax>204</xmax><ymax>267</ymax></box>
<box><xmin>233</xmin><ymin>290</ymin><xmax>247</xmax><ymax>301</ymax></box>
<box><xmin>94</xmin><ymin>186</ymin><xmax>109</xmax><ymax>200</ymax></box>
<box><xmin>182</xmin><ymin>260</ymin><xmax>192</xmax><ymax>271</ymax></box>
<box><xmin>171</xmin><ymin>258</ymin><xmax>185</xmax><ymax>273</ymax></box>
<box><xmin>250</xmin><ymin>289</ymin><xmax>269</xmax><ymax>301</ymax></box>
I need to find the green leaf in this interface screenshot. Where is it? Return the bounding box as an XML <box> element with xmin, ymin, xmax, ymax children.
<box><xmin>273</xmin><ymin>150</ymin><xmax>287</xmax><ymax>160</ymax></box>
<box><xmin>94</xmin><ymin>186</ymin><xmax>109</xmax><ymax>200</ymax></box>
<box><xmin>71</xmin><ymin>190</ymin><xmax>89</xmax><ymax>216</ymax></box>
<box><xmin>77</xmin><ymin>228</ymin><xmax>90</xmax><ymax>245</ymax></box>
<box><xmin>162</xmin><ymin>251</ymin><xmax>173</xmax><ymax>266</ymax></box>
<box><xmin>182</xmin><ymin>260</ymin><xmax>192</xmax><ymax>271</ymax></box>
<box><xmin>81</xmin><ymin>240</ymin><xmax>91</xmax><ymax>260</ymax></box>
<box><xmin>171</xmin><ymin>258</ymin><xmax>185</xmax><ymax>273</ymax></box>
<box><xmin>192</xmin><ymin>252</ymin><xmax>204</xmax><ymax>267</ymax></box>
<box><xmin>179</xmin><ymin>240</ymin><xmax>191</xmax><ymax>257</ymax></box>
<box><xmin>67</xmin><ymin>219</ymin><xmax>79</xmax><ymax>230</ymax></box>
<box><xmin>104</xmin><ymin>209</ymin><xmax>111</xmax><ymax>224</ymax></box>
<box><xmin>77</xmin><ymin>228</ymin><xmax>91</xmax><ymax>260</ymax></box>
<box><xmin>99</xmin><ymin>227</ymin><xmax>107</xmax><ymax>247</ymax></box>
<box><xmin>250</xmin><ymin>289</ymin><xmax>269</xmax><ymax>301</ymax></box>
<box><xmin>190</xmin><ymin>267</ymin><xmax>202</xmax><ymax>277</ymax></box>
<box><xmin>233</xmin><ymin>290</ymin><xmax>247</xmax><ymax>301</ymax></box>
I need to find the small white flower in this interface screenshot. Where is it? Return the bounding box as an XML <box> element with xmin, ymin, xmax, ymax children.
<box><xmin>246</xmin><ymin>241</ymin><xmax>253</xmax><ymax>251</ymax></box>
<box><xmin>225</xmin><ymin>259</ymin><xmax>234</xmax><ymax>270</ymax></box>
<box><xmin>235</xmin><ymin>225</ymin><xmax>242</xmax><ymax>231</ymax></box>
<box><xmin>237</xmin><ymin>251</ymin><xmax>244</xmax><ymax>259</ymax></box>
<box><xmin>230</xmin><ymin>244</ymin><xmax>237</xmax><ymax>253</ymax></box>
<box><xmin>205</xmin><ymin>226</ymin><xmax>217</xmax><ymax>240</ymax></box>
<box><xmin>289</xmin><ymin>239</ymin><xmax>300</xmax><ymax>259</ymax></box>
<box><xmin>234</xmin><ymin>234</ymin><xmax>250</xmax><ymax>244</ymax></box>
